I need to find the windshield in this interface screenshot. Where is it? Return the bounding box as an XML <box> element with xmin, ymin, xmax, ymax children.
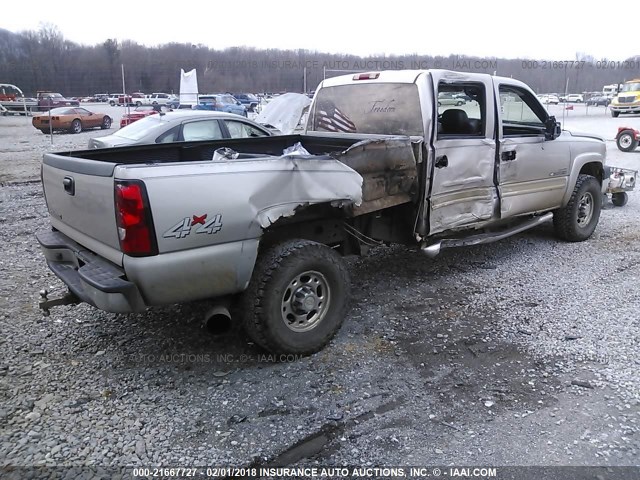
<box><xmin>621</xmin><ymin>82</ymin><xmax>640</xmax><ymax>92</ymax></box>
<box><xmin>308</xmin><ymin>83</ymin><xmax>423</xmax><ymax>135</ymax></box>
<box><xmin>114</xmin><ymin>115</ymin><xmax>170</xmax><ymax>140</ymax></box>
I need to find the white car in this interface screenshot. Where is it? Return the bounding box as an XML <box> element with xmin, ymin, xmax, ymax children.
<box><xmin>538</xmin><ymin>94</ymin><xmax>559</xmax><ymax>105</ymax></box>
<box><xmin>565</xmin><ymin>94</ymin><xmax>584</xmax><ymax>103</ymax></box>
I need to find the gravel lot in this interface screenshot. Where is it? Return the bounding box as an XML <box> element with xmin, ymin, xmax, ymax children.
<box><xmin>1</xmin><ymin>104</ymin><xmax>640</xmax><ymax>475</ymax></box>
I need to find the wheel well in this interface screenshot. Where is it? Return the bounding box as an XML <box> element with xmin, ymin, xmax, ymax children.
<box><xmin>579</xmin><ymin>162</ymin><xmax>603</xmax><ymax>183</ymax></box>
<box><xmin>260</xmin><ymin>203</ymin><xmax>416</xmax><ymax>256</ymax></box>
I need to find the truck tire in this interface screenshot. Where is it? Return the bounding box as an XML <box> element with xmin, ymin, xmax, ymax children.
<box><xmin>616</xmin><ymin>130</ymin><xmax>638</xmax><ymax>152</ymax></box>
<box><xmin>611</xmin><ymin>110</ymin><xmax>619</xmax><ymax>118</ymax></box>
<box><xmin>240</xmin><ymin>239</ymin><xmax>350</xmax><ymax>355</ymax></box>
<box><xmin>553</xmin><ymin>174</ymin><xmax>601</xmax><ymax>242</ymax></box>
<box><xmin>612</xmin><ymin>192</ymin><xmax>628</xmax><ymax>207</ymax></box>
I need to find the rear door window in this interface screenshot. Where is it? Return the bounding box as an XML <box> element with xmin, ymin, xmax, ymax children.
<box><xmin>182</xmin><ymin>120</ymin><xmax>224</xmax><ymax>141</ymax></box>
<box><xmin>225</xmin><ymin>120</ymin><xmax>268</xmax><ymax>138</ymax></box>
<box><xmin>437</xmin><ymin>82</ymin><xmax>486</xmax><ymax>138</ymax></box>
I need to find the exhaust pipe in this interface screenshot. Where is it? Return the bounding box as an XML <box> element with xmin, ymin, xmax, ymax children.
<box><xmin>203</xmin><ymin>304</ymin><xmax>232</xmax><ymax>334</ymax></box>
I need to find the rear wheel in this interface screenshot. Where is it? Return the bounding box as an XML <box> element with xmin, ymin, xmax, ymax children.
<box><xmin>240</xmin><ymin>239</ymin><xmax>350</xmax><ymax>355</ymax></box>
<box><xmin>101</xmin><ymin>116</ymin><xmax>112</xmax><ymax>129</ymax></box>
<box><xmin>616</xmin><ymin>130</ymin><xmax>638</xmax><ymax>152</ymax></box>
<box><xmin>612</xmin><ymin>192</ymin><xmax>628</xmax><ymax>207</ymax></box>
<box><xmin>70</xmin><ymin>119</ymin><xmax>82</xmax><ymax>134</ymax></box>
<box><xmin>553</xmin><ymin>174</ymin><xmax>601</xmax><ymax>242</ymax></box>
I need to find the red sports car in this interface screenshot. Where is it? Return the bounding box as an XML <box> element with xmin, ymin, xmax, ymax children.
<box><xmin>120</xmin><ymin>105</ymin><xmax>171</xmax><ymax>127</ymax></box>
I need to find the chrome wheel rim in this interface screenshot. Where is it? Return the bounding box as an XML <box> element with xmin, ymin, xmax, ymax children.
<box><xmin>281</xmin><ymin>270</ymin><xmax>330</xmax><ymax>332</ymax></box>
<box><xmin>619</xmin><ymin>134</ymin><xmax>632</xmax><ymax>149</ymax></box>
<box><xmin>577</xmin><ymin>192</ymin><xmax>594</xmax><ymax>227</ymax></box>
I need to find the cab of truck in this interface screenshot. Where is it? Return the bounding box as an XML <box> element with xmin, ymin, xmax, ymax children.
<box><xmin>610</xmin><ymin>79</ymin><xmax>640</xmax><ymax>117</ymax></box>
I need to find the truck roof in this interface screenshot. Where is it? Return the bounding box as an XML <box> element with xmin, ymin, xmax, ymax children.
<box><xmin>319</xmin><ymin>69</ymin><xmax>530</xmax><ymax>91</ymax></box>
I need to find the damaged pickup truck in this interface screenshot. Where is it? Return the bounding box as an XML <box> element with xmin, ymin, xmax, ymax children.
<box><xmin>37</xmin><ymin>69</ymin><xmax>607</xmax><ymax>354</ymax></box>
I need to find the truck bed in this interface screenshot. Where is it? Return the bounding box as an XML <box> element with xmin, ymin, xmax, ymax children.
<box><xmin>54</xmin><ymin>133</ymin><xmax>421</xmax><ymax>214</ymax></box>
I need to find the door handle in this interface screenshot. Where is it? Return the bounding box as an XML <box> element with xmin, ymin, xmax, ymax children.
<box><xmin>501</xmin><ymin>150</ymin><xmax>516</xmax><ymax>161</ymax></box>
<box><xmin>435</xmin><ymin>155</ymin><xmax>449</xmax><ymax>168</ymax></box>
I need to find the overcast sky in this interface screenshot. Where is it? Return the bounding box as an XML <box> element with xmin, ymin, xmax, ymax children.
<box><xmin>3</xmin><ymin>0</ymin><xmax>638</xmax><ymax>61</ymax></box>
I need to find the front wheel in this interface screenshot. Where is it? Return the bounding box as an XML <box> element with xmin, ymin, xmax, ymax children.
<box><xmin>240</xmin><ymin>239</ymin><xmax>350</xmax><ymax>355</ymax></box>
<box><xmin>101</xmin><ymin>116</ymin><xmax>112</xmax><ymax>129</ymax></box>
<box><xmin>611</xmin><ymin>110</ymin><xmax>620</xmax><ymax>117</ymax></box>
<box><xmin>70</xmin><ymin>119</ymin><xmax>82</xmax><ymax>134</ymax></box>
<box><xmin>616</xmin><ymin>130</ymin><xmax>638</xmax><ymax>152</ymax></box>
<box><xmin>553</xmin><ymin>174</ymin><xmax>601</xmax><ymax>242</ymax></box>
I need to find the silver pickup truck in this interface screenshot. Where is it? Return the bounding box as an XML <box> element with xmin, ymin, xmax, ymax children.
<box><xmin>37</xmin><ymin>69</ymin><xmax>607</xmax><ymax>355</ymax></box>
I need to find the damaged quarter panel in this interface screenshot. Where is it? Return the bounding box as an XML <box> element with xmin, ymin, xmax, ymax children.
<box><xmin>116</xmin><ymin>157</ymin><xmax>363</xmax><ymax>304</ymax></box>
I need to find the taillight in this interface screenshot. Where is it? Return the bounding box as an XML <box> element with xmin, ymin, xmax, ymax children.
<box><xmin>114</xmin><ymin>180</ymin><xmax>158</xmax><ymax>256</ymax></box>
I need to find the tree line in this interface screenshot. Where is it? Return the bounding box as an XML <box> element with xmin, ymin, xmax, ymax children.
<box><xmin>1</xmin><ymin>26</ymin><xmax>638</xmax><ymax>97</ymax></box>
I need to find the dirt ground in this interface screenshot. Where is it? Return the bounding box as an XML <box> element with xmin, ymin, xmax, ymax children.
<box><xmin>1</xmin><ymin>104</ymin><xmax>639</xmax><ymax>477</ymax></box>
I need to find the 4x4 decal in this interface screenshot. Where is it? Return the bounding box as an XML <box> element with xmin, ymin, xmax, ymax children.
<box><xmin>163</xmin><ymin>214</ymin><xmax>223</xmax><ymax>239</ymax></box>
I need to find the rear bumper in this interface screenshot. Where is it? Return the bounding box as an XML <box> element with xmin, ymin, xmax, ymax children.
<box><xmin>36</xmin><ymin>230</ymin><xmax>146</xmax><ymax>313</ymax></box>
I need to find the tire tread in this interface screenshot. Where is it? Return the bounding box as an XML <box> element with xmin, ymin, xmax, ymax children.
<box><xmin>553</xmin><ymin>174</ymin><xmax>601</xmax><ymax>242</ymax></box>
<box><xmin>240</xmin><ymin>239</ymin><xmax>349</xmax><ymax>355</ymax></box>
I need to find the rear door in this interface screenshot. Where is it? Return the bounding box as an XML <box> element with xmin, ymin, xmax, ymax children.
<box><xmin>429</xmin><ymin>72</ymin><xmax>498</xmax><ymax>235</ymax></box>
<box><xmin>493</xmin><ymin>81</ymin><xmax>570</xmax><ymax>218</ymax></box>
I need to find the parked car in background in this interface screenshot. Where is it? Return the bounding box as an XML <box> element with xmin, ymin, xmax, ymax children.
<box><xmin>231</xmin><ymin>93</ymin><xmax>260</xmax><ymax>112</ymax></box>
<box><xmin>437</xmin><ymin>92</ymin><xmax>465</xmax><ymax>106</ymax></box>
<box><xmin>537</xmin><ymin>94</ymin><xmax>560</xmax><ymax>105</ymax></box>
<box><xmin>119</xmin><ymin>105</ymin><xmax>172</xmax><ymax>127</ymax></box>
<box><xmin>166</xmin><ymin>97</ymin><xmax>181</xmax><ymax>109</ymax></box>
<box><xmin>121</xmin><ymin>92</ymin><xmax>146</xmax><ymax>106</ymax></box>
<box><xmin>586</xmin><ymin>95</ymin><xmax>610</xmax><ymax>107</ymax></box>
<box><xmin>32</xmin><ymin>107</ymin><xmax>112</xmax><ymax>133</ymax></box>
<box><xmin>194</xmin><ymin>94</ymin><xmax>247</xmax><ymax>116</ymax></box>
<box><xmin>565</xmin><ymin>94</ymin><xmax>584</xmax><ymax>103</ymax></box>
<box><xmin>143</xmin><ymin>93</ymin><xmax>177</xmax><ymax>106</ymax></box>
<box><xmin>88</xmin><ymin>110</ymin><xmax>270</xmax><ymax>148</ymax></box>
<box><xmin>36</xmin><ymin>92</ymin><xmax>79</xmax><ymax>111</ymax></box>
<box><xmin>107</xmin><ymin>93</ymin><xmax>124</xmax><ymax>106</ymax></box>
<box><xmin>254</xmin><ymin>92</ymin><xmax>311</xmax><ymax>134</ymax></box>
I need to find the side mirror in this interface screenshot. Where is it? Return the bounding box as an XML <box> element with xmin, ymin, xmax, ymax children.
<box><xmin>545</xmin><ymin>116</ymin><xmax>561</xmax><ymax>140</ymax></box>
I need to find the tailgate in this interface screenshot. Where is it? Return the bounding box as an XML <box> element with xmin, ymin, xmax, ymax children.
<box><xmin>42</xmin><ymin>153</ymin><xmax>123</xmax><ymax>265</ymax></box>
